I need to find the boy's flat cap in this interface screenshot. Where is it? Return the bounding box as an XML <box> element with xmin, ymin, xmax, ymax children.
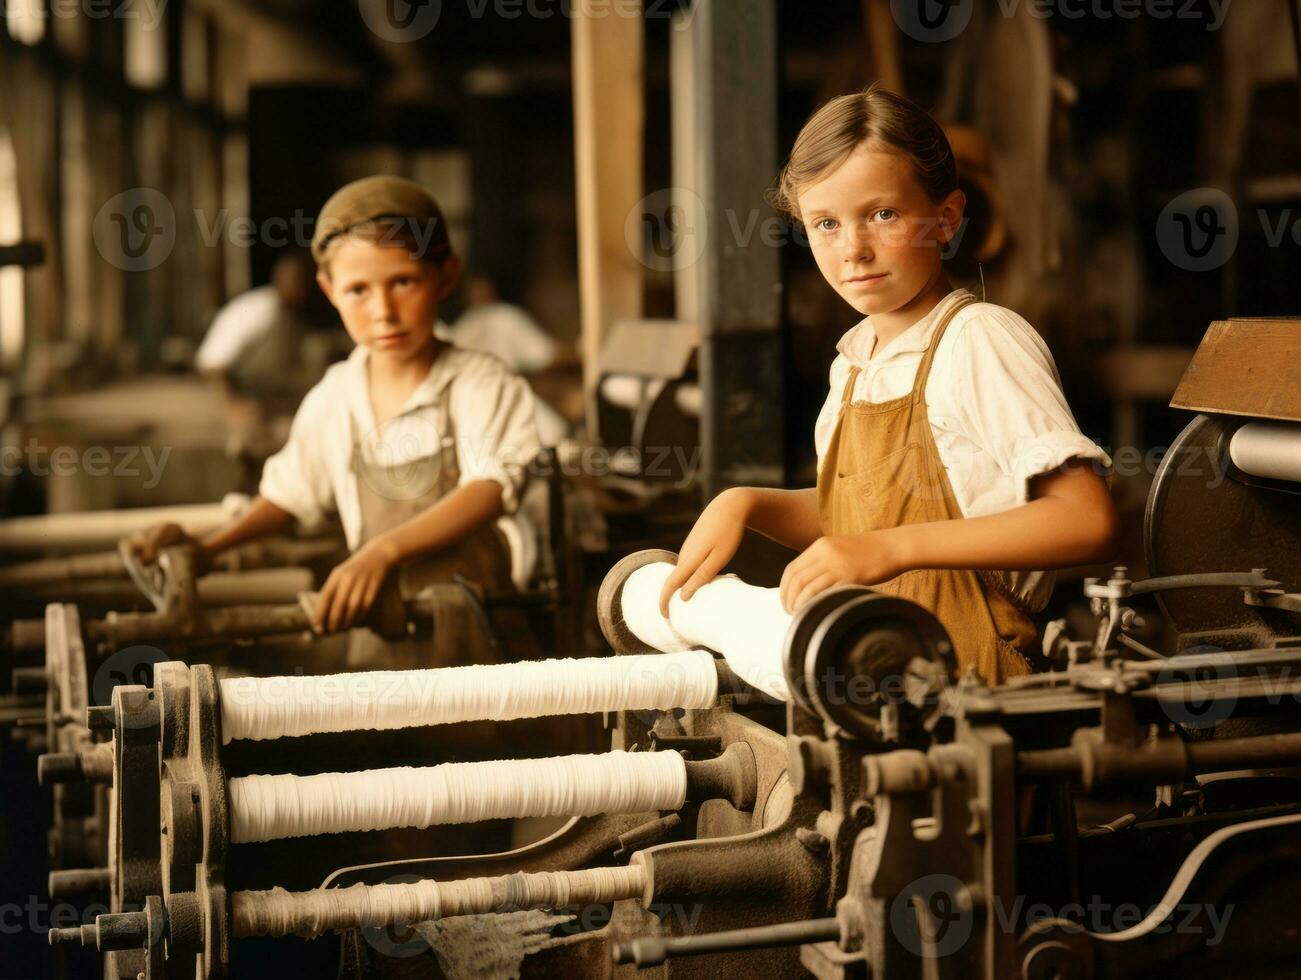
<box><xmin>311</xmin><ymin>175</ymin><xmax>448</xmax><ymax>263</ymax></box>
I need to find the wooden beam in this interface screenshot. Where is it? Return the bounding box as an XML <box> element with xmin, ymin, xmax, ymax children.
<box><xmin>670</xmin><ymin>9</ymin><xmax>699</xmax><ymax>325</ymax></box>
<box><xmin>863</xmin><ymin>0</ymin><xmax>905</xmax><ymax>94</ymax></box>
<box><xmin>571</xmin><ymin>0</ymin><xmax>645</xmax><ymax>430</ymax></box>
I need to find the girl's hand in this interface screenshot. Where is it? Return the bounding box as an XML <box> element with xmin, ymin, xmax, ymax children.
<box><xmin>313</xmin><ymin>539</ymin><xmax>399</xmax><ymax>634</ymax></box>
<box><xmin>779</xmin><ymin>532</ymin><xmax>906</xmax><ymax>614</ymax></box>
<box><xmin>659</xmin><ymin>488</ymin><xmax>753</xmax><ymax>617</ymax></box>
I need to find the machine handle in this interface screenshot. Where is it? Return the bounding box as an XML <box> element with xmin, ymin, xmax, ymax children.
<box><xmin>117</xmin><ymin>539</ymin><xmax>168</xmax><ymax>611</ymax></box>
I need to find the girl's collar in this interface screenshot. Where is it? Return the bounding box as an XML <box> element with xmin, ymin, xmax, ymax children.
<box><xmin>837</xmin><ymin>288</ymin><xmax>974</xmax><ymax>367</ymax></box>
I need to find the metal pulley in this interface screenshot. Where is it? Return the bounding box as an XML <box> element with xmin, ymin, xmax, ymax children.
<box><xmin>782</xmin><ymin>587</ymin><xmax>955</xmax><ymax>743</ymax></box>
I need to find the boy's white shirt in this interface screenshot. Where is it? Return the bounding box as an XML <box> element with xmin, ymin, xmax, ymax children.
<box><xmin>259</xmin><ymin>332</ymin><xmax>541</xmax><ymax>587</ymax></box>
<box><xmin>814</xmin><ymin>287</ymin><xmax>1112</xmax><ymax>612</ymax></box>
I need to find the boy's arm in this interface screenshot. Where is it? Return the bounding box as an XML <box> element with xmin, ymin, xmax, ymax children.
<box><xmin>124</xmin><ymin>496</ymin><xmax>296</xmax><ymax>567</ymax></box>
<box><xmin>198</xmin><ymin>497</ymin><xmax>297</xmax><ymax>559</ymax></box>
<box><xmin>311</xmin><ymin>480</ymin><xmax>503</xmax><ymax>634</ymax></box>
<box><xmin>367</xmin><ymin>479</ymin><xmax>504</xmax><ymax>566</ymax></box>
<box><xmin>780</xmin><ymin>459</ymin><xmax>1119</xmax><ymax>612</ymax></box>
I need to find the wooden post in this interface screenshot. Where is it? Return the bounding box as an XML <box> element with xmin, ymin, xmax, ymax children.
<box><xmin>570</xmin><ymin>0</ymin><xmax>645</xmax><ymax>434</ymax></box>
<box><xmin>670</xmin><ymin>9</ymin><xmax>699</xmax><ymax>325</ymax></box>
<box><xmin>686</xmin><ymin>0</ymin><xmax>784</xmax><ymax>496</ymax></box>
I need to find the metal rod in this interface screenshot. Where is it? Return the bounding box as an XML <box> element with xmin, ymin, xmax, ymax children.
<box><xmin>1117</xmin><ymin>633</ymin><xmax>1163</xmax><ymax>660</ymax></box>
<box><xmin>1185</xmin><ymin>732</ymin><xmax>1301</xmax><ymax>771</ymax></box>
<box><xmin>1017</xmin><ymin>747</ymin><xmax>1080</xmax><ymax>780</ymax></box>
<box><xmin>0</xmin><ymin>241</ymin><xmax>46</xmax><ymax>268</ymax></box>
<box><xmin>612</xmin><ymin>917</ymin><xmax>841</xmax><ymax>967</ymax></box>
<box><xmin>1018</xmin><ymin>731</ymin><xmax>1301</xmax><ymax>785</ymax></box>
<box><xmin>1128</xmin><ymin>571</ymin><xmax>1277</xmax><ymax>595</ymax></box>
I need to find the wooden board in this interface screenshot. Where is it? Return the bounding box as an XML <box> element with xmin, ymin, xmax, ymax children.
<box><xmin>570</xmin><ymin>1</ymin><xmax>645</xmax><ymax>433</ymax></box>
<box><xmin>599</xmin><ymin>319</ymin><xmax>698</xmax><ymax>379</ymax></box>
<box><xmin>1170</xmin><ymin>318</ymin><xmax>1301</xmax><ymax>422</ymax></box>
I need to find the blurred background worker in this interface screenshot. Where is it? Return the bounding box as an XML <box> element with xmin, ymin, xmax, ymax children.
<box><xmin>443</xmin><ymin>273</ymin><xmax>561</xmax><ymax>375</ymax></box>
<box><xmin>441</xmin><ymin>272</ymin><xmax>574</xmax><ymax>446</ymax></box>
<box><xmin>196</xmin><ymin>250</ymin><xmax>346</xmax><ymax>462</ymax></box>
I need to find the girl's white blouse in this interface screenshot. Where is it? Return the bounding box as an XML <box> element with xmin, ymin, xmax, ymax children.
<box><xmin>814</xmin><ymin>288</ymin><xmax>1112</xmax><ymax>612</ymax></box>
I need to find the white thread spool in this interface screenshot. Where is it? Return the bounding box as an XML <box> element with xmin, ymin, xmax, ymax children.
<box><xmin>232</xmin><ymin>865</ymin><xmax>648</xmax><ymax>939</ymax></box>
<box><xmin>1229</xmin><ymin>421</ymin><xmax>1301</xmax><ymax>484</ymax></box>
<box><xmin>618</xmin><ymin>561</ymin><xmax>791</xmax><ymax>700</ymax></box>
<box><xmin>228</xmin><ymin>750</ymin><xmax>688</xmax><ymax>844</ymax></box>
<box><xmin>219</xmin><ymin>650</ymin><xmax>720</xmax><ymax>743</ymax></box>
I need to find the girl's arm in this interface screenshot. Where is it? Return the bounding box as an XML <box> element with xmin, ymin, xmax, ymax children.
<box><xmin>312</xmin><ymin>480</ymin><xmax>504</xmax><ymax>633</ymax></box>
<box><xmin>658</xmin><ymin>486</ymin><xmax>821</xmax><ymax>615</ymax></box>
<box><xmin>745</xmin><ymin>487</ymin><xmax>823</xmax><ymax>550</ymax></box>
<box><xmin>779</xmin><ymin>459</ymin><xmax>1119</xmax><ymax>612</ymax></box>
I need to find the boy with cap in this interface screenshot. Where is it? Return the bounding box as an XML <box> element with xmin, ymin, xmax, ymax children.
<box><xmin>129</xmin><ymin>176</ymin><xmax>542</xmax><ymax>670</ymax></box>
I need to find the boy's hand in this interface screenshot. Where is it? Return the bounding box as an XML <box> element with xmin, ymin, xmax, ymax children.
<box><xmin>779</xmin><ymin>532</ymin><xmax>906</xmax><ymax>614</ymax></box>
<box><xmin>659</xmin><ymin>489</ymin><xmax>752</xmax><ymax>617</ymax></box>
<box><xmin>313</xmin><ymin>539</ymin><xmax>399</xmax><ymax>634</ymax></box>
<box><xmin>122</xmin><ymin>523</ymin><xmax>209</xmax><ymax>569</ymax></box>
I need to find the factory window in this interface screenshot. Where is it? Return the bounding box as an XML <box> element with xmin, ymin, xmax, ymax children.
<box><xmin>412</xmin><ymin>150</ymin><xmax>473</xmax><ymax>258</ymax></box>
<box><xmin>4</xmin><ymin>0</ymin><xmax>44</xmax><ymax>45</ymax></box>
<box><xmin>0</xmin><ymin>128</ymin><xmax>24</xmax><ymax>367</ymax></box>
<box><xmin>124</xmin><ymin>3</ymin><xmax>167</xmax><ymax>89</ymax></box>
<box><xmin>180</xmin><ymin>8</ymin><xmax>211</xmax><ymax>104</ymax></box>
<box><xmin>60</xmin><ymin>85</ymin><xmax>92</xmax><ymax>347</ymax></box>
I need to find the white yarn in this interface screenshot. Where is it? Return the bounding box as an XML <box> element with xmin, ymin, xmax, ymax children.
<box><xmin>218</xmin><ymin>651</ymin><xmax>720</xmax><ymax>743</ymax></box>
<box><xmin>229</xmin><ymin>750</ymin><xmax>687</xmax><ymax>844</ymax></box>
<box><xmin>1229</xmin><ymin>421</ymin><xmax>1301</xmax><ymax>484</ymax></box>
<box><xmin>621</xmin><ymin>562</ymin><xmax>791</xmax><ymax>700</ymax></box>
<box><xmin>232</xmin><ymin>865</ymin><xmax>647</xmax><ymax>939</ymax></box>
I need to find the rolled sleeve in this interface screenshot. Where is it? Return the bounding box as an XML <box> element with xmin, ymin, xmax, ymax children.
<box><xmin>1009</xmin><ymin>430</ymin><xmax>1113</xmax><ymax>504</ymax></box>
<box><xmin>950</xmin><ymin>308</ymin><xmax>1112</xmax><ymax>506</ymax></box>
<box><xmin>257</xmin><ymin>386</ymin><xmax>336</xmax><ymax>528</ymax></box>
<box><xmin>449</xmin><ymin>359</ymin><xmax>542</xmax><ymax>514</ymax></box>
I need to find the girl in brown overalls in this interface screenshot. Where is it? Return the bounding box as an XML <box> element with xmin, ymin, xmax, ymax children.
<box><xmin>661</xmin><ymin>86</ymin><xmax>1119</xmax><ymax>684</ymax></box>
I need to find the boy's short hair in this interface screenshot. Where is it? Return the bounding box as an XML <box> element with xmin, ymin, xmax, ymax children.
<box><xmin>311</xmin><ymin>175</ymin><xmax>453</xmax><ymax>269</ymax></box>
